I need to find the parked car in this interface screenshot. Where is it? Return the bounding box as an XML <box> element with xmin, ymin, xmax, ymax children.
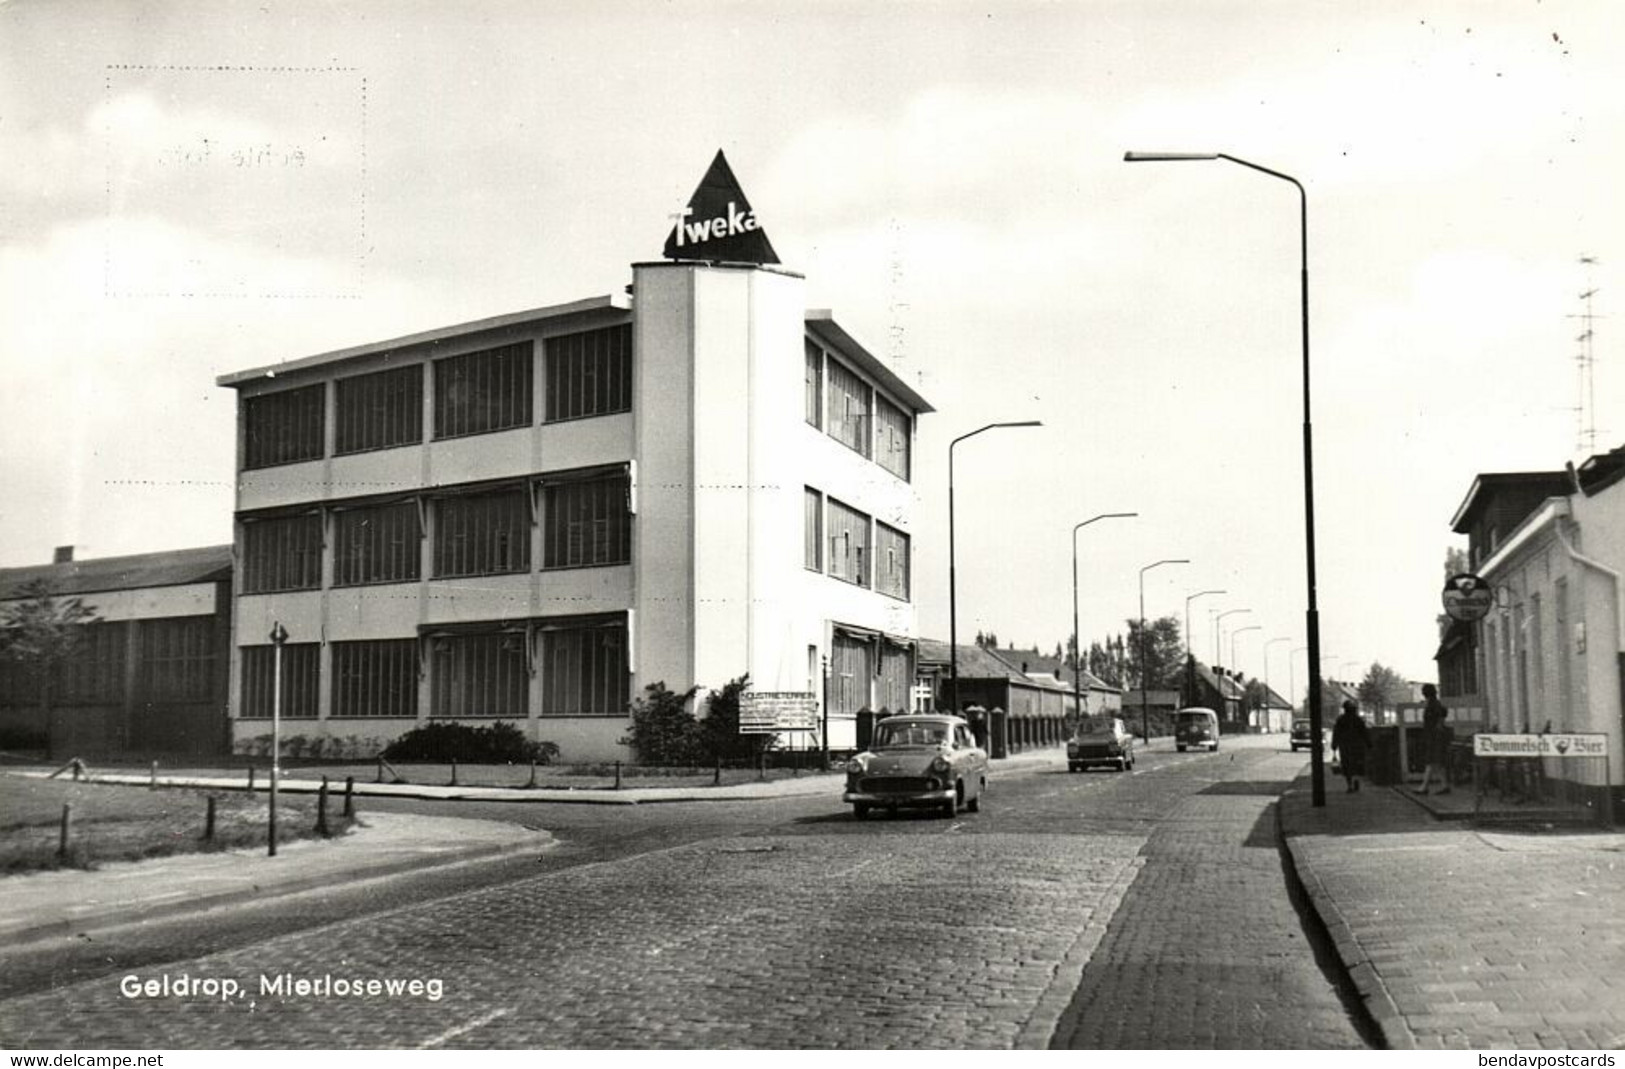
<box><xmin>843</xmin><ymin>714</ymin><xmax>988</xmax><ymax>819</ymax></box>
<box><xmin>1067</xmin><ymin>715</ymin><xmax>1136</xmax><ymax>772</ymax></box>
<box><xmin>1290</xmin><ymin>718</ymin><xmax>1328</xmax><ymax>752</ymax></box>
<box><xmin>1174</xmin><ymin>706</ymin><xmax>1221</xmax><ymax>752</ymax></box>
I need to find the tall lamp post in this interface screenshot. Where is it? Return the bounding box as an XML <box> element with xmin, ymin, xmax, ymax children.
<box><xmin>1138</xmin><ymin>558</ymin><xmax>1189</xmax><ymax>742</ymax></box>
<box><xmin>1264</xmin><ymin>636</ymin><xmax>1291</xmax><ymax>729</ymax></box>
<box><xmin>267</xmin><ymin>621</ymin><xmax>288</xmax><ymax>858</ymax></box>
<box><xmin>949</xmin><ymin>421</ymin><xmax>1042</xmax><ymax>717</ymax></box>
<box><xmin>1071</xmin><ymin>513</ymin><xmax>1137</xmax><ymax>725</ymax></box>
<box><xmin>1214</xmin><ymin>607</ymin><xmax>1250</xmax><ymax>666</ymax></box>
<box><xmin>1124</xmin><ymin>150</ymin><xmax>1325</xmax><ymax>805</ymax></box>
<box><xmin>1184</xmin><ymin>589</ymin><xmax>1225</xmax><ymax>705</ymax></box>
<box><xmin>1232</xmin><ymin>624</ymin><xmax>1261</xmax><ymax>729</ymax></box>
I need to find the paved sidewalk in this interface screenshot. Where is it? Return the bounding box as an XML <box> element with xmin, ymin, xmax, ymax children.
<box><xmin>0</xmin><ymin>812</ymin><xmax>554</xmax><ymax>948</ymax></box>
<box><xmin>1279</xmin><ymin>777</ymin><xmax>1625</xmax><ymax>1050</ymax></box>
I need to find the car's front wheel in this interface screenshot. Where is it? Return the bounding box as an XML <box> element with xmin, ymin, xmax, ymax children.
<box><xmin>853</xmin><ymin>803</ymin><xmax>870</xmax><ymax>820</ymax></box>
<box><xmin>966</xmin><ymin>777</ymin><xmax>984</xmax><ymax>813</ymax></box>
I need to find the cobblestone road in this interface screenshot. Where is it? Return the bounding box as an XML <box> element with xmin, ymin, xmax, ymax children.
<box><xmin>1052</xmin><ymin>750</ymin><xmax>1371</xmax><ymax>1049</ymax></box>
<box><xmin>0</xmin><ymin>738</ymin><xmax>1364</xmax><ymax>1049</ymax></box>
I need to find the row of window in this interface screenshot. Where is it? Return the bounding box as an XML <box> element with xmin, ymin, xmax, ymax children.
<box><xmin>803</xmin><ymin>488</ymin><xmax>910</xmax><ymax>600</ymax></box>
<box><xmin>242</xmin><ymin>474</ymin><xmax>630</xmax><ymax>594</ymax></box>
<box><xmin>244</xmin><ymin>325</ymin><xmax>633</xmax><ymax>469</ymax></box>
<box><xmin>0</xmin><ymin>617</ymin><xmax>219</xmax><ymax>706</ymax></box>
<box><xmin>804</xmin><ymin>339</ymin><xmax>911</xmax><ymax>481</ymax></box>
<box><xmin>237</xmin><ymin>624</ymin><xmax>629</xmax><ymax>719</ymax></box>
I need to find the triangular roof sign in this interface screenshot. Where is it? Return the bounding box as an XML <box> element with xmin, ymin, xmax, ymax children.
<box><xmin>662</xmin><ymin>150</ymin><xmax>780</xmax><ymax>265</ymax></box>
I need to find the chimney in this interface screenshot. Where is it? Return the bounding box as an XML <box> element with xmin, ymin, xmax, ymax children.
<box><xmin>53</xmin><ymin>546</ymin><xmax>74</xmax><ymax>564</ymax></box>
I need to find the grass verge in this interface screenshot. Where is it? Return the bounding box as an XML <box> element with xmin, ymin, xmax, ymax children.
<box><xmin>0</xmin><ymin>773</ymin><xmax>353</xmax><ymax>875</ymax></box>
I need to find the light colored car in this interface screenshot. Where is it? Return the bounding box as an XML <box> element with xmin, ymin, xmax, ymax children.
<box><xmin>1067</xmin><ymin>715</ymin><xmax>1136</xmax><ymax>772</ymax></box>
<box><xmin>843</xmin><ymin>714</ymin><xmax>988</xmax><ymax>819</ymax></box>
<box><xmin>1174</xmin><ymin>706</ymin><xmax>1221</xmax><ymax>752</ymax></box>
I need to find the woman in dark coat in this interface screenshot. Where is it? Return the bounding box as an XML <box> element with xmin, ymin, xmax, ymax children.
<box><xmin>1331</xmin><ymin>699</ymin><xmax>1370</xmax><ymax>793</ymax></box>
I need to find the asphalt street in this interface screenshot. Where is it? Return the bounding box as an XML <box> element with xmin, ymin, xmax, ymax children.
<box><xmin>0</xmin><ymin>735</ymin><xmax>1371</xmax><ymax>1049</ymax></box>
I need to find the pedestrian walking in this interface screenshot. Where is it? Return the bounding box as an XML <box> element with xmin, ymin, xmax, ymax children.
<box><xmin>1331</xmin><ymin>699</ymin><xmax>1370</xmax><ymax>793</ymax></box>
<box><xmin>1414</xmin><ymin>682</ymin><xmax>1452</xmax><ymax>795</ymax></box>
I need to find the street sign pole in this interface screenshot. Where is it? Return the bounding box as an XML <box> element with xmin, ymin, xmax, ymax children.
<box><xmin>268</xmin><ymin>622</ymin><xmax>288</xmax><ymax>857</ymax></box>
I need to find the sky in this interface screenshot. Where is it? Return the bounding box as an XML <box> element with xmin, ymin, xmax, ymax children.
<box><xmin>2</xmin><ymin>0</ymin><xmax>1621</xmax><ymax>702</ymax></box>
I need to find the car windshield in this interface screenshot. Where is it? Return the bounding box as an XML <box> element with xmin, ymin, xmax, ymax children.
<box><xmin>1176</xmin><ymin>712</ymin><xmax>1212</xmax><ymax>727</ymax></box>
<box><xmin>1293</xmin><ymin>720</ymin><xmax>1310</xmax><ymax>732</ymax></box>
<box><xmin>1074</xmin><ymin>716</ymin><xmax>1113</xmax><ymax>737</ymax></box>
<box><xmin>872</xmin><ymin>721</ymin><xmax>950</xmax><ymax>748</ymax></box>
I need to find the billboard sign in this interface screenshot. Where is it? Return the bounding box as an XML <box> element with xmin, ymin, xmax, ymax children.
<box><xmin>663</xmin><ymin>150</ymin><xmax>780</xmax><ymax>265</ymax></box>
<box><xmin>1473</xmin><ymin>733</ymin><xmax>1609</xmax><ymax>759</ymax></box>
<box><xmin>1442</xmin><ymin>573</ymin><xmax>1495</xmax><ymax>622</ymax></box>
<box><xmin>738</xmin><ymin>692</ymin><xmax>819</xmax><ymax>734</ymax></box>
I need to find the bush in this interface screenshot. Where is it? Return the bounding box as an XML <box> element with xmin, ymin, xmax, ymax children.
<box><xmin>620</xmin><ymin>681</ymin><xmax>704</xmax><ymax>765</ymax></box>
<box><xmin>0</xmin><ymin>726</ymin><xmax>47</xmax><ymax>751</ymax></box>
<box><xmin>698</xmin><ymin>675</ymin><xmax>770</xmax><ymax>762</ymax></box>
<box><xmin>382</xmin><ymin>721</ymin><xmax>559</xmax><ymax>764</ymax></box>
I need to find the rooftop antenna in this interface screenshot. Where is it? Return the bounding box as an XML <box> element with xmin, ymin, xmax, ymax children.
<box><xmin>1567</xmin><ymin>255</ymin><xmax>1603</xmax><ymax>456</ymax></box>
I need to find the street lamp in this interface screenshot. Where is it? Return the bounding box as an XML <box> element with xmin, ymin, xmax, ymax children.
<box><xmin>1124</xmin><ymin>149</ymin><xmax>1325</xmax><ymax>806</ymax></box>
<box><xmin>1232</xmin><ymin>624</ymin><xmax>1262</xmax><ymax>729</ymax></box>
<box><xmin>1072</xmin><ymin>513</ymin><xmax>1137</xmax><ymax>725</ymax></box>
<box><xmin>949</xmin><ymin>421</ymin><xmax>1042</xmax><ymax>717</ymax></box>
<box><xmin>267</xmin><ymin>621</ymin><xmax>288</xmax><ymax>858</ymax></box>
<box><xmin>1184</xmin><ymin>589</ymin><xmax>1225</xmax><ymax>705</ymax></box>
<box><xmin>1138</xmin><ymin>558</ymin><xmax>1189</xmax><ymax>743</ymax></box>
<box><xmin>1264</xmin><ymin>637</ymin><xmax>1291</xmax><ymax>728</ymax></box>
<box><xmin>1214</xmin><ymin>607</ymin><xmax>1250</xmax><ymax>666</ymax></box>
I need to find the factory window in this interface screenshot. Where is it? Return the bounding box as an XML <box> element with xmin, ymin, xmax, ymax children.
<box><xmin>242</xmin><ymin>514</ymin><xmax>323</xmax><ymax>594</ymax></box>
<box><xmin>433</xmin><ymin>341</ymin><xmax>533</xmax><ymax>439</ymax></box>
<box><xmin>431</xmin><ymin>632</ymin><xmax>528</xmax><ymax>719</ymax></box>
<box><xmin>244</xmin><ymin>384</ymin><xmax>325</xmax><ymax>469</ymax></box>
<box><xmin>543</xmin><ymin>475</ymin><xmax>630</xmax><ymax>569</ymax></box>
<box><xmin>826</xmin><ymin>359</ymin><xmax>871</xmax><ymax>458</ymax></box>
<box><xmin>331</xmin><ymin>640</ymin><xmax>418</xmax><ymax>719</ymax></box>
<box><xmin>54</xmin><ymin>622</ymin><xmax>129</xmax><ymax>705</ymax></box>
<box><xmin>545</xmin><ymin>325</ymin><xmax>632</xmax><ymax>422</ymax></box>
<box><xmin>239</xmin><ymin>643</ymin><xmax>319</xmax><ymax>719</ymax></box>
<box><xmin>875</xmin><ymin>396</ymin><xmax>911</xmax><ymax>481</ymax></box>
<box><xmin>875</xmin><ymin>522</ymin><xmax>910</xmax><ymax>601</ymax></box>
<box><xmin>336</xmin><ymin>364</ymin><xmax>423</xmax><ymax>454</ymax></box>
<box><xmin>826</xmin><ymin>498</ymin><xmax>870</xmax><ymax>588</ymax></box>
<box><xmin>334</xmin><ymin>501</ymin><xmax>421</xmax><ymax>587</ymax></box>
<box><xmin>804</xmin><ymin>488</ymin><xmax>822</xmax><ymax>571</ymax></box>
<box><xmin>541</xmin><ymin>623</ymin><xmax>628</xmax><ymax>717</ymax></box>
<box><xmin>805</xmin><ymin>339</ymin><xmax>823</xmax><ymax>428</ymax></box>
<box><xmin>138</xmin><ymin>617</ymin><xmax>218</xmax><ymax>703</ymax></box>
<box><xmin>433</xmin><ymin>489</ymin><xmax>530</xmax><ymax>578</ymax></box>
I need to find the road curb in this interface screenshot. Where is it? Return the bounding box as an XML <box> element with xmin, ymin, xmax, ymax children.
<box><xmin>0</xmin><ymin>821</ymin><xmax>556</xmax><ymax>949</ymax></box>
<box><xmin>1275</xmin><ymin>794</ymin><xmax>1417</xmax><ymax>1051</ymax></box>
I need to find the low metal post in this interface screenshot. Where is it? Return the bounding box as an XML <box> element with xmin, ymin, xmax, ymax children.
<box><xmin>714</xmin><ymin>755</ymin><xmax>722</xmax><ymax>787</ymax></box>
<box><xmin>449</xmin><ymin>758</ymin><xmax>458</xmax><ymax>787</ymax></box>
<box><xmin>376</xmin><ymin>756</ymin><xmax>385</xmax><ymax>784</ymax></box>
<box><xmin>614</xmin><ymin>760</ymin><xmax>622</xmax><ymax>790</ymax></box>
<box><xmin>149</xmin><ymin>760</ymin><xmax>158</xmax><ymax>790</ymax></box>
<box><xmin>204</xmin><ymin>796</ymin><xmax>216</xmax><ymax>841</ymax></box>
<box><xmin>316</xmin><ymin>776</ymin><xmax>331</xmax><ymax>837</ymax></box>
<box><xmin>759</xmin><ymin>751</ymin><xmax>767</xmax><ymax>782</ymax></box>
<box><xmin>58</xmin><ymin>803</ymin><xmax>72</xmax><ymax>858</ymax></box>
<box><xmin>526</xmin><ymin>759</ymin><xmax>537</xmax><ymax>789</ymax></box>
<box><xmin>343</xmin><ymin>775</ymin><xmax>355</xmax><ymax>818</ymax></box>
<box><xmin>247</xmin><ymin>766</ymin><xmax>256</xmax><ymax>793</ymax></box>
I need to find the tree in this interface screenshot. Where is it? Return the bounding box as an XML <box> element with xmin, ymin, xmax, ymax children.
<box><xmin>698</xmin><ymin>674</ymin><xmax>771</xmax><ymax>761</ymax></box>
<box><xmin>0</xmin><ymin>581</ymin><xmax>99</xmax><ymax>757</ymax></box>
<box><xmin>1357</xmin><ymin>662</ymin><xmax>1411</xmax><ymax>720</ymax></box>
<box><xmin>1125</xmin><ymin>616</ymin><xmax>1185</xmax><ymax>691</ymax></box>
<box><xmin>1086</xmin><ymin>637</ymin><xmax>1124</xmax><ymax>688</ymax></box>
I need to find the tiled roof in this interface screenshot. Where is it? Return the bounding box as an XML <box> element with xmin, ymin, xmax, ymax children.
<box><xmin>0</xmin><ymin>545</ymin><xmax>233</xmax><ymax>601</ymax></box>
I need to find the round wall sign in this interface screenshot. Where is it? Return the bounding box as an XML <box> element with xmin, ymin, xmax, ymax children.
<box><xmin>1442</xmin><ymin>573</ymin><xmax>1494</xmax><ymax>621</ymax></box>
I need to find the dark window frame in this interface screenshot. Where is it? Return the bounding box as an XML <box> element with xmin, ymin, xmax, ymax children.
<box><xmin>335</xmin><ymin>364</ymin><xmax>424</xmax><ymax>455</ymax></box>
<box><xmin>432</xmin><ymin>488</ymin><xmax>531</xmax><ymax>579</ymax></box>
<box><xmin>242</xmin><ymin>513</ymin><xmax>324</xmax><ymax>594</ymax></box>
<box><xmin>239</xmin><ymin>643</ymin><xmax>320</xmax><ymax>720</ymax></box>
<box><xmin>432</xmin><ymin>341</ymin><xmax>534</xmax><ymax>440</ymax></box>
<box><xmin>540</xmin><ymin>623</ymin><xmax>628</xmax><ymax>718</ymax></box>
<box><xmin>331</xmin><ymin>639</ymin><xmax>418</xmax><ymax>719</ymax></box>
<box><xmin>543</xmin><ymin>475</ymin><xmax>631</xmax><ymax>570</ymax></box>
<box><xmin>244</xmin><ymin>384</ymin><xmax>325</xmax><ymax>470</ymax></box>
<box><xmin>430</xmin><ymin>632</ymin><xmax>528</xmax><ymax>719</ymax></box>
<box><xmin>333</xmin><ymin>501</ymin><xmax>422</xmax><ymax>587</ymax></box>
<box><xmin>544</xmin><ymin>324</ymin><xmax>633</xmax><ymax>423</ymax></box>
<box><xmin>875</xmin><ymin>521</ymin><xmax>910</xmax><ymax>601</ymax></box>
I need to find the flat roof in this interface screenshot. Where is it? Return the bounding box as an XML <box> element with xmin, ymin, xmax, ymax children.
<box><xmin>0</xmin><ymin>545</ymin><xmax>233</xmax><ymax>601</ymax></box>
<box><xmin>806</xmin><ymin>310</ymin><xmax>934</xmax><ymax>415</ymax></box>
<box><xmin>1448</xmin><ymin>470</ymin><xmax>1570</xmax><ymax>532</ymax></box>
<box><xmin>217</xmin><ymin>294</ymin><xmax>631</xmax><ymax>387</ymax></box>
